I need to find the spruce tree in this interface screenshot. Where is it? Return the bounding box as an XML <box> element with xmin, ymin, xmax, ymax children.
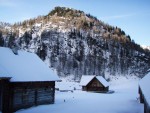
<box><xmin>0</xmin><ymin>31</ymin><xmax>4</xmax><ymax>46</ymax></box>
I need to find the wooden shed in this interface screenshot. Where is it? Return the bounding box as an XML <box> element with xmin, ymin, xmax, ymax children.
<box><xmin>139</xmin><ymin>72</ymin><xmax>150</xmax><ymax>113</ymax></box>
<box><xmin>0</xmin><ymin>47</ymin><xmax>59</xmax><ymax>113</ymax></box>
<box><xmin>80</xmin><ymin>75</ymin><xmax>109</xmax><ymax>92</ymax></box>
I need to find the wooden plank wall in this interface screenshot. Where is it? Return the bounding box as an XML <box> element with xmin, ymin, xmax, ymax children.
<box><xmin>139</xmin><ymin>86</ymin><xmax>150</xmax><ymax>113</ymax></box>
<box><xmin>1</xmin><ymin>79</ymin><xmax>13</xmax><ymax>113</ymax></box>
<box><xmin>0</xmin><ymin>81</ymin><xmax>2</xmax><ymax>111</ymax></box>
<box><xmin>11</xmin><ymin>81</ymin><xmax>55</xmax><ymax>112</ymax></box>
<box><xmin>85</xmin><ymin>78</ymin><xmax>109</xmax><ymax>91</ymax></box>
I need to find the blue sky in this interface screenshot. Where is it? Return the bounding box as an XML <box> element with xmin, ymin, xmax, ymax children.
<box><xmin>0</xmin><ymin>0</ymin><xmax>150</xmax><ymax>46</ymax></box>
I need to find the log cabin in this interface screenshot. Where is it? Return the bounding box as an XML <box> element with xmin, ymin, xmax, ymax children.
<box><xmin>139</xmin><ymin>72</ymin><xmax>150</xmax><ymax>113</ymax></box>
<box><xmin>80</xmin><ymin>75</ymin><xmax>109</xmax><ymax>92</ymax></box>
<box><xmin>0</xmin><ymin>47</ymin><xmax>60</xmax><ymax>113</ymax></box>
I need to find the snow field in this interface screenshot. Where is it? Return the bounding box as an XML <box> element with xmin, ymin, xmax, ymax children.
<box><xmin>15</xmin><ymin>77</ymin><xmax>144</xmax><ymax>113</ymax></box>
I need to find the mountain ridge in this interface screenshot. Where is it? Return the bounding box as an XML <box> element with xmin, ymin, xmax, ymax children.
<box><xmin>0</xmin><ymin>6</ymin><xmax>150</xmax><ymax>80</ymax></box>
<box><xmin>141</xmin><ymin>45</ymin><xmax>150</xmax><ymax>51</ymax></box>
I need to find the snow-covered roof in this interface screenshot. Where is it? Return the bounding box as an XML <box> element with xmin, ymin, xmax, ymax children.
<box><xmin>96</xmin><ymin>76</ymin><xmax>110</xmax><ymax>87</ymax></box>
<box><xmin>0</xmin><ymin>47</ymin><xmax>60</xmax><ymax>82</ymax></box>
<box><xmin>80</xmin><ymin>75</ymin><xmax>95</xmax><ymax>86</ymax></box>
<box><xmin>80</xmin><ymin>75</ymin><xmax>109</xmax><ymax>87</ymax></box>
<box><xmin>0</xmin><ymin>65</ymin><xmax>11</xmax><ymax>78</ymax></box>
<box><xmin>139</xmin><ymin>72</ymin><xmax>150</xmax><ymax>105</ymax></box>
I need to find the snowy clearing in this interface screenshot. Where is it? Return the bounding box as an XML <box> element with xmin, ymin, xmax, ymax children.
<box><xmin>15</xmin><ymin>77</ymin><xmax>143</xmax><ymax>113</ymax></box>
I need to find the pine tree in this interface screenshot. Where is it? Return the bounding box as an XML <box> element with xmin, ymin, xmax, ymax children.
<box><xmin>0</xmin><ymin>31</ymin><xmax>4</xmax><ymax>46</ymax></box>
<box><xmin>8</xmin><ymin>33</ymin><xmax>15</xmax><ymax>48</ymax></box>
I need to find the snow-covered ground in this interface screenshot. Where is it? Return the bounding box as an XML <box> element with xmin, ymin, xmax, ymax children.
<box><xmin>15</xmin><ymin>76</ymin><xmax>143</xmax><ymax>113</ymax></box>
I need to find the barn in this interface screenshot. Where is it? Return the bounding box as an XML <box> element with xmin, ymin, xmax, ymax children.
<box><xmin>139</xmin><ymin>72</ymin><xmax>150</xmax><ymax>113</ymax></box>
<box><xmin>0</xmin><ymin>47</ymin><xmax>59</xmax><ymax>113</ymax></box>
<box><xmin>80</xmin><ymin>75</ymin><xmax>109</xmax><ymax>92</ymax></box>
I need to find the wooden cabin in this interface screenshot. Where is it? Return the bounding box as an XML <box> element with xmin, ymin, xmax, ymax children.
<box><xmin>80</xmin><ymin>75</ymin><xmax>109</xmax><ymax>92</ymax></box>
<box><xmin>139</xmin><ymin>72</ymin><xmax>150</xmax><ymax>113</ymax></box>
<box><xmin>0</xmin><ymin>47</ymin><xmax>60</xmax><ymax>113</ymax></box>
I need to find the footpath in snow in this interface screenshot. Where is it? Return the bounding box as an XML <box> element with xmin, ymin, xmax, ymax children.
<box><xmin>15</xmin><ymin>77</ymin><xmax>143</xmax><ymax>113</ymax></box>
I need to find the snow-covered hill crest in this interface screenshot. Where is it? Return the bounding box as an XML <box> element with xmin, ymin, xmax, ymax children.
<box><xmin>0</xmin><ymin>7</ymin><xmax>150</xmax><ymax>80</ymax></box>
<box><xmin>141</xmin><ymin>45</ymin><xmax>150</xmax><ymax>51</ymax></box>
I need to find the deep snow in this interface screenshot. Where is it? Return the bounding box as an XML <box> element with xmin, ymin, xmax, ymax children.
<box><xmin>15</xmin><ymin>76</ymin><xmax>143</xmax><ymax>113</ymax></box>
<box><xmin>0</xmin><ymin>47</ymin><xmax>59</xmax><ymax>81</ymax></box>
<box><xmin>139</xmin><ymin>72</ymin><xmax>150</xmax><ymax>105</ymax></box>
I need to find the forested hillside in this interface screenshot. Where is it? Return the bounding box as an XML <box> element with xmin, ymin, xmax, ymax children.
<box><xmin>0</xmin><ymin>7</ymin><xmax>150</xmax><ymax>80</ymax></box>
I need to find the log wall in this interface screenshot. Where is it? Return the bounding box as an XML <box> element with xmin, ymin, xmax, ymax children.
<box><xmin>85</xmin><ymin>78</ymin><xmax>109</xmax><ymax>92</ymax></box>
<box><xmin>11</xmin><ymin>81</ymin><xmax>55</xmax><ymax>112</ymax></box>
<box><xmin>139</xmin><ymin>86</ymin><xmax>150</xmax><ymax>113</ymax></box>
